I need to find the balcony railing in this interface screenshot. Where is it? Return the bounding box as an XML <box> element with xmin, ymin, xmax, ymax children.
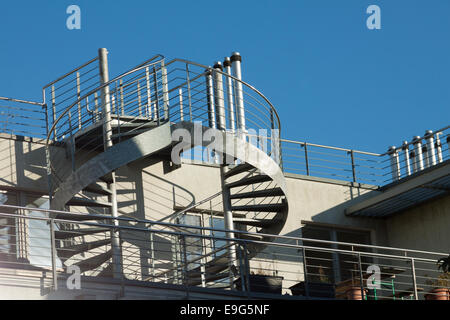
<box><xmin>0</xmin><ymin>204</ymin><xmax>448</xmax><ymax>300</ymax></box>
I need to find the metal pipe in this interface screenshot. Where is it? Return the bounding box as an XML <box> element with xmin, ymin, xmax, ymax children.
<box><xmin>205</xmin><ymin>69</ymin><xmax>216</xmax><ymax>129</ymax></box>
<box><xmin>145</xmin><ymin>67</ymin><xmax>152</xmax><ymax>119</ymax></box>
<box><xmin>223</xmin><ymin>57</ymin><xmax>236</xmax><ymax>132</ymax></box>
<box><xmin>213</xmin><ymin>62</ymin><xmax>227</xmax><ymax>131</ymax></box>
<box><xmin>179</xmin><ymin>88</ymin><xmax>184</xmax><ymax>121</ymax></box>
<box><xmin>161</xmin><ymin>61</ymin><xmax>170</xmax><ymax>120</ymax></box>
<box><xmin>435</xmin><ymin>133</ymin><xmax>443</xmax><ymax>163</ymax></box>
<box><xmin>50</xmin><ymin>219</ymin><xmax>58</xmax><ymax>291</ymax></box>
<box><xmin>424</xmin><ymin>130</ymin><xmax>437</xmax><ymax>167</ymax></box>
<box><xmin>388</xmin><ymin>146</ymin><xmax>401</xmax><ymax>181</ymax></box>
<box><xmin>98</xmin><ymin>48</ymin><xmax>122</xmax><ymax>278</ymax></box>
<box><xmin>412</xmin><ymin>136</ymin><xmax>424</xmax><ymax>171</ymax></box>
<box><xmin>402</xmin><ymin>141</ymin><xmax>411</xmax><ymax>176</ymax></box>
<box><xmin>411</xmin><ymin>258</ymin><xmax>418</xmax><ymax>300</ymax></box>
<box><xmin>231</xmin><ymin>52</ymin><xmax>246</xmax><ymax>138</ymax></box>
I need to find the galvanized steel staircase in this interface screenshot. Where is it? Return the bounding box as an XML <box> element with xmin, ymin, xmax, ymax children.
<box><xmin>45</xmin><ymin>50</ymin><xmax>289</xmax><ymax>286</ymax></box>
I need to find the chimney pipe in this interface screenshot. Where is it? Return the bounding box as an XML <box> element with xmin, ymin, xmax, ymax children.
<box><xmin>230</xmin><ymin>52</ymin><xmax>246</xmax><ymax>139</ymax></box>
<box><xmin>223</xmin><ymin>57</ymin><xmax>236</xmax><ymax>132</ymax></box>
<box><xmin>412</xmin><ymin>136</ymin><xmax>424</xmax><ymax>172</ymax></box>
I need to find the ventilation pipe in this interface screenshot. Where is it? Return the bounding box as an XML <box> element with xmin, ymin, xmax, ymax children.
<box><xmin>412</xmin><ymin>136</ymin><xmax>424</xmax><ymax>172</ymax></box>
<box><xmin>402</xmin><ymin>141</ymin><xmax>411</xmax><ymax>176</ymax></box>
<box><xmin>205</xmin><ymin>68</ymin><xmax>216</xmax><ymax>129</ymax></box>
<box><xmin>213</xmin><ymin>62</ymin><xmax>226</xmax><ymax>131</ymax></box>
<box><xmin>388</xmin><ymin>146</ymin><xmax>401</xmax><ymax>181</ymax></box>
<box><xmin>223</xmin><ymin>57</ymin><xmax>236</xmax><ymax>132</ymax></box>
<box><xmin>231</xmin><ymin>52</ymin><xmax>246</xmax><ymax>139</ymax></box>
<box><xmin>435</xmin><ymin>133</ymin><xmax>443</xmax><ymax>163</ymax></box>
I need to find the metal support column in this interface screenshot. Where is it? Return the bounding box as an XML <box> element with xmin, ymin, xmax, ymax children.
<box><xmin>98</xmin><ymin>48</ymin><xmax>122</xmax><ymax>278</ymax></box>
<box><xmin>412</xmin><ymin>136</ymin><xmax>424</xmax><ymax>172</ymax></box>
<box><xmin>424</xmin><ymin>130</ymin><xmax>437</xmax><ymax>167</ymax></box>
<box><xmin>402</xmin><ymin>141</ymin><xmax>411</xmax><ymax>176</ymax></box>
<box><xmin>388</xmin><ymin>146</ymin><xmax>401</xmax><ymax>181</ymax></box>
<box><xmin>213</xmin><ymin>62</ymin><xmax>238</xmax><ymax>279</ymax></box>
<box><xmin>223</xmin><ymin>57</ymin><xmax>236</xmax><ymax>132</ymax></box>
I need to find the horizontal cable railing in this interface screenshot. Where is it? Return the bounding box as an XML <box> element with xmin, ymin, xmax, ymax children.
<box><xmin>0</xmin><ymin>204</ymin><xmax>447</xmax><ymax>300</ymax></box>
<box><xmin>0</xmin><ymin>97</ymin><xmax>46</xmax><ymax>139</ymax></box>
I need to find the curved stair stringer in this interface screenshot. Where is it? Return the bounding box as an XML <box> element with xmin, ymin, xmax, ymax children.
<box><xmin>172</xmin><ymin>121</ymin><xmax>289</xmax><ymax>249</ymax></box>
<box><xmin>50</xmin><ymin>122</ymin><xmax>173</xmax><ymax>211</ymax></box>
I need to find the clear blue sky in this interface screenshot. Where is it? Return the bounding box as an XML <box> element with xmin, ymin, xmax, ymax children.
<box><xmin>0</xmin><ymin>0</ymin><xmax>448</xmax><ymax>153</ymax></box>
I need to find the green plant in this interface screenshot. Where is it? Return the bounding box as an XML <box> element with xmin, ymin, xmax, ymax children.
<box><xmin>437</xmin><ymin>255</ymin><xmax>450</xmax><ymax>273</ymax></box>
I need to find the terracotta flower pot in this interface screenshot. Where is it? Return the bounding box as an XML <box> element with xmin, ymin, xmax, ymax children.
<box><xmin>345</xmin><ymin>286</ymin><xmax>367</xmax><ymax>300</ymax></box>
<box><xmin>425</xmin><ymin>288</ymin><xmax>450</xmax><ymax>301</ymax></box>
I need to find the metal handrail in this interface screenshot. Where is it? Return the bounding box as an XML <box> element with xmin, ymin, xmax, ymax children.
<box><xmin>0</xmin><ymin>204</ymin><xmax>446</xmax><ymax>258</ymax></box>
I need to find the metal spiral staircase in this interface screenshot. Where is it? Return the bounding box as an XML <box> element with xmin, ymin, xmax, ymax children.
<box><xmin>44</xmin><ymin>49</ymin><xmax>289</xmax><ymax>287</ymax></box>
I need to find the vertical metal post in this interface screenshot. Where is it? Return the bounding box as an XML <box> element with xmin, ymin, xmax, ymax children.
<box><xmin>94</xmin><ymin>92</ymin><xmax>99</xmax><ymax>123</ymax></box>
<box><xmin>412</xmin><ymin>136</ymin><xmax>424</xmax><ymax>171</ymax></box>
<box><xmin>402</xmin><ymin>141</ymin><xmax>411</xmax><ymax>176</ymax></box>
<box><xmin>231</xmin><ymin>52</ymin><xmax>246</xmax><ymax>139</ymax></box>
<box><xmin>301</xmin><ymin>247</ymin><xmax>310</xmax><ymax>298</ymax></box>
<box><xmin>223</xmin><ymin>57</ymin><xmax>236</xmax><ymax>132</ymax></box>
<box><xmin>119</xmin><ymin>79</ymin><xmax>124</xmax><ymax>116</ymax></box>
<box><xmin>410</xmin><ymin>150</ymin><xmax>418</xmax><ymax>173</ymax></box>
<box><xmin>49</xmin><ymin>219</ymin><xmax>58</xmax><ymax>291</ymax></box>
<box><xmin>213</xmin><ymin>62</ymin><xmax>226</xmax><ymax>131</ymax></box>
<box><xmin>388</xmin><ymin>146</ymin><xmax>401</xmax><ymax>181</ymax></box>
<box><xmin>51</xmin><ymin>85</ymin><xmax>57</xmax><ymax>141</ymax></box>
<box><xmin>357</xmin><ymin>253</ymin><xmax>365</xmax><ymax>300</ymax></box>
<box><xmin>161</xmin><ymin>61</ymin><xmax>170</xmax><ymax>120</ymax></box>
<box><xmin>350</xmin><ymin>150</ymin><xmax>357</xmax><ymax>183</ymax></box>
<box><xmin>179</xmin><ymin>88</ymin><xmax>184</xmax><ymax>121</ymax></box>
<box><xmin>145</xmin><ymin>67</ymin><xmax>152</xmax><ymax>119</ymax></box>
<box><xmin>76</xmin><ymin>72</ymin><xmax>82</xmax><ymax>129</ymax></box>
<box><xmin>303</xmin><ymin>143</ymin><xmax>310</xmax><ymax>176</ymax></box>
<box><xmin>98</xmin><ymin>48</ymin><xmax>122</xmax><ymax>279</ymax></box>
<box><xmin>411</xmin><ymin>258</ymin><xmax>418</xmax><ymax>300</ymax></box>
<box><xmin>185</xmin><ymin>64</ymin><xmax>193</xmax><ymax>122</ymax></box>
<box><xmin>152</xmin><ymin>67</ymin><xmax>160</xmax><ymax>125</ymax></box>
<box><xmin>137</xmin><ymin>80</ymin><xmax>142</xmax><ymax>117</ymax></box>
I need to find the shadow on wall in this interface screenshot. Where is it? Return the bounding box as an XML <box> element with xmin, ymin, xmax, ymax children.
<box><xmin>0</xmin><ymin>136</ymin><xmax>47</xmax><ymax>190</ymax></box>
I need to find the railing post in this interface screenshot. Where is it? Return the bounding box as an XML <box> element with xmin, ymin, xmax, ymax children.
<box><xmin>388</xmin><ymin>146</ymin><xmax>401</xmax><ymax>181</ymax></box>
<box><xmin>76</xmin><ymin>72</ymin><xmax>82</xmax><ymax>129</ymax></box>
<box><xmin>161</xmin><ymin>61</ymin><xmax>170</xmax><ymax>121</ymax></box>
<box><xmin>145</xmin><ymin>67</ymin><xmax>152</xmax><ymax>119</ymax></box>
<box><xmin>181</xmin><ymin>234</ymin><xmax>190</xmax><ymax>299</ymax></box>
<box><xmin>185</xmin><ymin>64</ymin><xmax>193</xmax><ymax>122</ymax></box>
<box><xmin>350</xmin><ymin>150</ymin><xmax>357</xmax><ymax>183</ymax></box>
<box><xmin>301</xmin><ymin>246</ymin><xmax>310</xmax><ymax>298</ymax></box>
<box><xmin>231</xmin><ymin>52</ymin><xmax>246</xmax><ymax>140</ymax></box>
<box><xmin>49</xmin><ymin>219</ymin><xmax>58</xmax><ymax>291</ymax></box>
<box><xmin>51</xmin><ymin>85</ymin><xmax>57</xmax><ymax>141</ymax></box>
<box><xmin>179</xmin><ymin>88</ymin><xmax>184</xmax><ymax>121</ymax></box>
<box><xmin>223</xmin><ymin>57</ymin><xmax>236</xmax><ymax>132</ymax></box>
<box><xmin>412</xmin><ymin>136</ymin><xmax>424</xmax><ymax>171</ymax></box>
<box><xmin>357</xmin><ymin>253</ymin><xmax>365</xmax><ymax>300</ymax></box>
<box><xmin>402</xmin><ymin>141</ymin><xmax>411</xmax><ymax>176</ymax></box>
<box><xmin>411</xmin><ymin>258</ymin><xmax>418</xmax><ymax>300</ymax></box>
<box><xmin>303</xmin><ymin>143</ymin><xmax>310</xmax><ymax>176</ymax></box>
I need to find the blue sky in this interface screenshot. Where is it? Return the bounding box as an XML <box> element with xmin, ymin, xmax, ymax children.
<box><xmin>0</xmin><ymin>0</ymin><xmax>448</xmax><ymax>153</ymax></box>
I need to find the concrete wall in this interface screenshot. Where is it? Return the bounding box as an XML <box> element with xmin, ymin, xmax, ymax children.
<box><xmin>385</xmin><ymin>195</ymin><xmax>450</xmax><ymax>253</ymax></box>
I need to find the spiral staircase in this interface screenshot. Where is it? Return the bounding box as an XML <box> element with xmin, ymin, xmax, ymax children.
<box><xmin>44</xmin><ymin>49</ymin><xmax>289</xmax><ymax>288</ymax></box>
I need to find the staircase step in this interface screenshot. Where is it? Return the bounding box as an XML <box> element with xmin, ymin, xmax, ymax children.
<box><xmin>99</xmin><ymin>173</ymin><xmax>114</xmax><ymax>184</ymax></box>
<box><xmin>226</xmin><ymin>175</ymin><xmax>272</xmax><ymax>189</ymax></box>
<box><xmin>67</xmin><ymin>197</ymin><xmax>112</xmax><ymax>208</ymax></box>
<box><xmin>53</xmin><ymin>212</ymin><xmax>111</xmax><ymax>221</ymax></box>
<box><xmin>111</xmin><ymin>114</ymin><xmax>155</xmax><ymax>123</ymax></box>
<box><xmin>224</xmin><ymin>163</ymin><xmax>255</xmax><ymax>178</ymax></box>
<box><xmin>237</xmin><ymin>233</ymin><xmax>266</xmax><ymax>241</ymax></box>
<box><xmin>187</xmin><ymin>271</ymin><xmax>230</xmax><ymax>286</ymax></box>
<box><xmin>229</xmin><ymin>187</ymin><xmax>284</xmax><ymax>199</ymax></box>
<box><xmin>55</xmin><ymin>227</ymin><xmax>110</xmax><ymax>240</ymax></box>
<box><xmin>111</xmin><ymin>129</ymin><xmax>150</xmax><ymax>140</ymax></box>
<box><xmin>58</xmin><ymin>239</ymin><xmax>111</xmax><ymax>259</ymax></box>
<box><xmin>74</xmin><ymin>250</ymin><xmax>112</xmax><ymax>273</ymax></box>
<box><xmin>83</xmin><ymin>183</ymin><xmax>112</xmax><ymax>196</ymax></box>
<box><xmin>231</xmin><ymin>203</ymin><xmax>287</xmax><ymax>212</ymax></box>
<box><xmin>233</xmin><ymin>217</ymin><xmax>278</xmax><ymax>228</ymax></box>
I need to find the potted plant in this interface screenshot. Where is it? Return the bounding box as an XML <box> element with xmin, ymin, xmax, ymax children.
<box><xmin>425</xmin><ymin>255</ymin><xmax>450</xmax><ymax>301</ymax></box>
<box><xmin>345</xmin><ymin>262</ymin><xmax>368</xmax><ymax>300</ymax></box>
<box><xmin>234</xmin><ymin>266</ymin><xmax>284</xmax><ymax>295</ymax></box>
<box><xmin>290</xmin><ymin>266</ymin><xmax>336</xmax><ymax>298</ymax></box>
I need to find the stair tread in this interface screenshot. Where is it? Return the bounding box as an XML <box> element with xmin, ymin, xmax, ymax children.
<box><xmin>226</xmin><ymin>175</ymin><xmax>272</xmax><ymax>189</ymax></box>
<box><xmin>58</xmin><ymin>239</ymin><xmax>110</xmax><ymax>259</ymax></box>
<box><xmin>229</xmin><ymin>187</ymin><xmax>284</xmax><ymax>199</ymax></box>
<box><xmin>231</xmin><ymin>203</ymin><xmax>287</xmax><ymax>212</ymax></box>
<box><xmin>74</xmin><ymin>250</ymin><xmax>112</xmax><ymax>273</ymax></box>
<box><xmin>53</xmin><ymin>212</ymin><xmax>111</xmax><ymax>221</ymax></box>
<box><xmin>55</xmin><ymin>227</ymin><xmax>110</xmax><ymax>240</ymax></box>
<box><xmin>224</xmin><ymin>163</ymin><xmax>255</xmax><ymax>178</ymax></box>
<box><xmin>67</xmin><ymin>197</ymin><xmax>112</xmax><ymax>208</ymax></box>
<box><xmin>83</xmin><ymin>183</ymin><xmax>112</xmax><ymax>196</ymax></box>
<box><xmin>233</xmin><ymin>217</ymin><xmax>278</xmax><ymax>228</ymax></box>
